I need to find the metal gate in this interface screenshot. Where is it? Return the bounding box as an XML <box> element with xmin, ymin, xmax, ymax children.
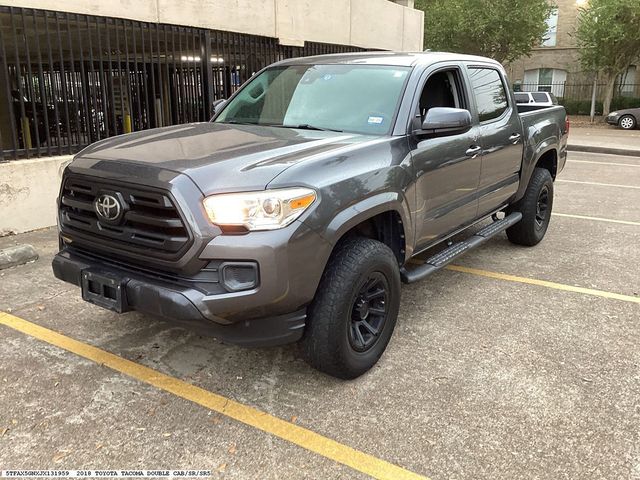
<box><xmin>0</xmin><ymin>6</ymin><xmax>364</xmax><ymax>160</ymax></box>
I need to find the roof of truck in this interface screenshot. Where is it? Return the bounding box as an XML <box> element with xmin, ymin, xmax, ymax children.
<box><xmin>274</xmin><ymin>51</ymin><xmax>502</xmax><ymax>68</ymax></box>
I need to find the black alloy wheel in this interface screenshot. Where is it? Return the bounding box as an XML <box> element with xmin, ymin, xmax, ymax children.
<box><xmin>348</xmin><ymin>272</ymin><xmax>389</xmax><ymax>352</ymax></box>
<box><xmin>535</xmin><ymin>185</ymin><xmax>550</xmax><ymax>229</ymax></box>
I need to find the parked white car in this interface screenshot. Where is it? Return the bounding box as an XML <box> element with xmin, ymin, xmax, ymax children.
<box><xmin>514</xmin><ymin>91</ymin><xmax>559</xmax><ymax>106</ymax></box>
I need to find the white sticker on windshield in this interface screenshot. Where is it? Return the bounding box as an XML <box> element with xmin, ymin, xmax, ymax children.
<box><xmin>368</xmin><ymin>116</ymin><xmax>384</xmax><ymax>125</ymax></box>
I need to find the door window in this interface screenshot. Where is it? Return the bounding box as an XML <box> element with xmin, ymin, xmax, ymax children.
<box><xmin>417</xmin><ymin>68</ymin><xmax>466</xmax><ymax>119</ymax></box>
<box><xmin>468</xmin><ymin>67</ymin><xmax>508</xmax><ymax>122</ymax></box>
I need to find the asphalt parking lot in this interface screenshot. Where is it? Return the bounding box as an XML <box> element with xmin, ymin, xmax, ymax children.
<box><xmin>1</xmin><ymin>150</ymin><xmax>639</xmax><ymax>480</ymax></box>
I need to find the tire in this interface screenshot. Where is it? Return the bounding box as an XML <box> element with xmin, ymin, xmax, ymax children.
<box><xmin>619</xmin><ymin>115</ymin><xmax>637</xmax><ymax>130</ymax></box>
<box><xmin>506</xmin><ymin>167</ymin><xmax>554</xmax><ymax>246</ymax></box>
<box><xmin>300</xmin><ymin>237</ymin><xmax>401</xmax><ymax>379</ymax></box>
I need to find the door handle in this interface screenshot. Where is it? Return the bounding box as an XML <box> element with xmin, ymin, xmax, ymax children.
<box><xmin>465</xmin><ymin>145</ymin><xmax>482</xmax><ymax>157</ymax></box>
<box><xmin>509</xmin><ymin>133</ymin><xmax>522</xmax><ymax>144</ymax></box>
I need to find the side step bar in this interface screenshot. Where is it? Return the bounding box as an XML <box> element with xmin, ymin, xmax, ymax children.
<box><xmin>400</xmin><ymin>212</ymin><xmax>522</xmax><ymax>284</ymax></box>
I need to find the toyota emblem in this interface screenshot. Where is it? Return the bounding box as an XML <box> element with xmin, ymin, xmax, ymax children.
<box><xmin>94</xmin><ymin>193</ymin><xmax>122</xmax><ymax>222</ymax></box>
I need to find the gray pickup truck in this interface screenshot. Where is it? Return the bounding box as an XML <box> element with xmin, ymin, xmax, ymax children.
<box><xmin>53</xmin><ymin>52</ymin><xmax>568</xmax><ymax>379</ymax></box>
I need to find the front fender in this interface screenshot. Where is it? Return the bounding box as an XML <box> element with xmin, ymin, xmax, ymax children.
<box><xmin>321</xmin><ymin>190</ymin><xmax>415</xmax><ymax>261</ymax></box>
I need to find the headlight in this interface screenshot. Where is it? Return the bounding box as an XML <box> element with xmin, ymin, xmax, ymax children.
<box><xmin>203</xmin><ymin>188</ymin><xmax>316</xmax><ymax>231</ymax></box>
<box><xmin>610</xmin><ymin>111</ymin><xmax>620</xmax><ymax>117</ymax></box>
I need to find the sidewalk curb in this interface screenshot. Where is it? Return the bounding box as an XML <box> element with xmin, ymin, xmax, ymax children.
<box><xmin>0</xmin><ymin>244</ymin><xmax>39</xmax><ymax>270</ymax></box>
<box><xmin>568</xmin><ymin>144</ymin><xmax>640</xmax><ymax>158</ymax></box>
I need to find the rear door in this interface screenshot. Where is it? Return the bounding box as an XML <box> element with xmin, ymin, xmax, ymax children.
<box><xmin>465</xmin><ymin>64</ymin><xmax>524</xmax><ymax>217</ymax></box>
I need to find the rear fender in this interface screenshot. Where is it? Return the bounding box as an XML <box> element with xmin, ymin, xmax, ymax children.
<box><xmin>516</xmin><ymin>140</ymin><xmax>558</xmax><ymax>200</ymax></box>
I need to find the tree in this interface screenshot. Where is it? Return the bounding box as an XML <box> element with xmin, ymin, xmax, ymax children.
<box><xmin>576</xmin><ymin>0</ymin><xmax>640</xmax><ymax>116</ymax></box>
<box><xmin>414</xmin><ymin>0</ymin><xmax>555</xmax><ymax>64</ymax></box>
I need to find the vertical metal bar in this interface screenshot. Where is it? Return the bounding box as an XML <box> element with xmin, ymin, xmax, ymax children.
<box><xmin>220</xmin><ymin>30</ymin><xmax>230</xmax><ymax>99</ymax></box>
<box><xmin>20</xmin><ymin>9</ymin><xmax>42</xmax><ymax>155</ymax></box>
<box><xmin>211</xmin><ymin>31</ymin><xmax>221</xmax><ymax>102</ymax></box>
<box><xmin>85</xmin><ymin>16</ymin><xmax>99</xmax><ymax>141</ymax></box>
<box><xmin>11</xmin><ymin>8</ymin><xmax>30</xmax><ymax>157</ymax></box>
<box><xmin>55</xmin><ymin>12</ymin><xmax>72</xmax><ymax>152</ymax></box>
<box><xmin>188</xmin><ymin>27</ymin><xmax>197</xmax><ymax>121</ymax></box>
<box><xmin>170</xmin><ymin>25</ymin><xmax>178</xmax><ymax>124</ymax></box>
<box><xmin>94</xmin><ymin>16</ymin><xmax>110</xmax><ymax>139</ymax></box>
<box><xmin>163</xmin><ymin>25</ymin><xmax>172</xmax><ymax>125</ymax></box>
<box><xmin>75</xmin><ymin>13</ymin><xmax>91</xmax><ymax>148</ymax></box>
<box><xmin>32</xmin><ymin>9</ymin><xmax>52</xmax><ymax>156</ymax></box>
<box><xmin>122</xmin><ymin>19</ymin><xmax>133</xmax><ymax>133</ymax></box>
<box><xmin>0</xmin><ymin>10</ymin><xmax>19</xmax><ymax>159</ymax></box>
<box><xmin>147</xmin><ymin>22</ymin><xmax>157</xmax><ymax>128</ymax></box>
<box><xmin>195</xmin><ymin>29</ymin><xmax>203</xmax><ymax>121</ymax></box>
<box><xmin>177</xmin><ymin>27</ymin><xmax>187</xmax><ymax>122</ymax></box>
<box><xmin>64</xmin><ymin>11</ymin><xmax>81</xmax><ymax>149</ymax></box>
<box><xmin>202</xmin><ymin>29</ymin><xmax>213</xmax><ymax>120</ymax></box>
<box><xmin>130</xmin><ymin>20</ymin><xmax>142</xmax><ymax>132</ymax></box>
<box><xmin>139</xmin><ymin>21</ymin><xmax>150</xmax><ymax>130</ymax></box>
<box><xmin>114</xmin><ymin>18</ymin><xmax>125</xmax><ymax>134</ymax></box>
<box><xmin>43</xmin><ymin>11</ymin><xmax>62</xmax><ymax>153</ymax></box>
<box><xmin>104</xmin><ymin>18</ymin><xmax>117</xmax><ymax>134</ymax></box>
<box><xmin>155</xmin><ymin>23</ymin><xmax>164</xmax><ymax>127</ymax></box>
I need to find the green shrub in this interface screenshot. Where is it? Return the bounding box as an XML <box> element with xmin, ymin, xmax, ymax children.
<box><xmin>611</xmin><ymin>97</ymin><xmax>640</xmax><ymax>111</ymax></box>
<box><xmin>559</xmin><ymin>99</ymin><xmax>603</xmax><ymax>115</ymax></box>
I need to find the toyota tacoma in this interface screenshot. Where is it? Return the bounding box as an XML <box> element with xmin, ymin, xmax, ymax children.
<box><xmin>53</xmin><ymin>52</ymin><xmax>569</xmax><ymax>379</ymax></box>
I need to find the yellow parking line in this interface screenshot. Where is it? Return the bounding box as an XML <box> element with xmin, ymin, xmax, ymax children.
<box><xmin>552</xmin><ymin>212</ymin><xmax>640</xmax><ymax>226</ymax></box>
<box><xmin>445</xmin><ymin>265</ymin><xmax>640</xmax><ymax>304</ymax></box>
<box><xmin>568</xmin><ymin>159</ymin><xmax>640</xmax><ymax>168</ymax></box>
<box><xmin>556</xmin><ymin>179</ymin><xmax>640</xmax><ymax>190</ymax></box>
<box><xmin>0</xmin><ymin>312</ymin><xmax>428</xmax><ymax>480</ymax></box>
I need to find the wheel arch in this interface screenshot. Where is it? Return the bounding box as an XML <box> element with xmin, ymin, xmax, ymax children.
<box><xmin>324</xmin><ymin>191</ymin><xmax>414</xmax><ymax>265</ymax></box>
<box><xmin>515</xmin><ymin>145</ymin><xmax>558</xmax><ymax>201</ymax></box>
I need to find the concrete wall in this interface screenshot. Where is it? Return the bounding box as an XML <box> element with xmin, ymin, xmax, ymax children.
<box><xmin>3</xmin><ymin>0</ymin><xmax>424</xmax><ymax>51</ymax></box>
<box><xmin>0</xmin><ymin>156</ymin><xmax>71</xmax><ymax>235</ymax></box>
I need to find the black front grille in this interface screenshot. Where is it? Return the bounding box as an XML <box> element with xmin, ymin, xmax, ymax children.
<box><xmin>59</xmin><ymin>175</ymin><xmax>192</xmax><ymax>259</ymax></box>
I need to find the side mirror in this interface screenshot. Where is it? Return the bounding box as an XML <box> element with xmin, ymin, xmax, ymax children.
<box><xmin>416</xmin><ymin>107</ymin><xmax>472</xmax><ymax>137</ymax></box>
<box><xmin>211</xmin><ymin>99</ymin><xmax>227</xmax><ymax>117</ymax></box>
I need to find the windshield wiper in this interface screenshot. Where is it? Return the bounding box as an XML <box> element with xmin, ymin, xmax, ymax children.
<box><xmin>286</xmin><ymin>124</ymin><xmax>344</xmax><ymax>133</ymax></box>
<box><xmin>221</xmin><ymin>121</ymin><xmax>344</xmax><ymax>133</ymax></box>
<box><xmin>220</xmin><ymin>120</ymin><xmax>259</xmax><ymax>126</ymax></box>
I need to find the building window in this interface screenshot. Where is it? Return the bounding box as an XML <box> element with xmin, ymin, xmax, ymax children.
<box><xmin>523</xmin><ymin>68</ymin><xmax>567</xmax><ymax>97</ymax></box>
<box><xmin>542</xmin><ymin>9</ymin><xmax>558</xmax><ymax>47</ymax></box>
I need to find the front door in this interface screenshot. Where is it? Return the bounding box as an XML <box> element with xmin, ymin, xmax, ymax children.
<box><xmin>409</xmin><ymin>67</ymin><xmax>482</xmax><ymax>250</ymax></box>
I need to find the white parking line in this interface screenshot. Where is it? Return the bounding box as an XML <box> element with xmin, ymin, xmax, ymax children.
<box><xmin>556</xmin><ymin>179</ymin><xmax>640</xmax><ymax>190</ymax></box>
<box><xmin>568</xmin><ymin>160</ymin><xmax>640</xmax><ymax>168</ymax></box>
<box><xmin>552</xmin><ymin>212</ymin><xmax>640</xmax><ymax>226</ymax></box>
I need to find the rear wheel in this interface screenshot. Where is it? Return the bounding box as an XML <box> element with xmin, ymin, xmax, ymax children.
<box><xmin>506</xmin><ymin>167</ymin><xmax>554</xmax><ymax>246</ymax></box>
<box><xmin>300</xmin><ymin>237</ymin><xmax>401</xmax><ymax>379</ymax></box>
<box><xmin>619</xmin><ymin>115</ymin><xmax>637</xmax><ymax>130</ymax></box>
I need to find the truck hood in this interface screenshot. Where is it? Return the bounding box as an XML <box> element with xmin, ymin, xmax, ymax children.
<box><xmin>76</xmin><ymin>122</ymin><xmax>374</xmax><ymax>194</ymax></box>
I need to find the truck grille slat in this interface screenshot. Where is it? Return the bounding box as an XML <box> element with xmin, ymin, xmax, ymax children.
<box><xmin>59</xmin><ymin>176</ymin><xmax>192</xmax><ymax>259</ymax></box>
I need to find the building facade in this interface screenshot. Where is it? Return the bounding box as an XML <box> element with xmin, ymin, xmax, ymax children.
<box><xmin>506</xmin><ymin>0</ymin><xmax>638</xmax><ymax>104</ymax></box>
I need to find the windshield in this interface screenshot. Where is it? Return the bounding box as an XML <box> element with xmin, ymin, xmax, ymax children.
<box><xmin>214</xmin><ymin>64</ymin><xmax>411</xmax><ymax>135</ymax></box>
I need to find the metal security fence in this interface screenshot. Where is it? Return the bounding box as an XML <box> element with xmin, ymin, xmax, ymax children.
<box><xmin>0</xmin><ymin>6</ymin><xmax>365</xmax><ymax>161</ymax></box>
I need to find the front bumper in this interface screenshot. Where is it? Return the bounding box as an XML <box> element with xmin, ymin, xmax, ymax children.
<box><xmin>606</xmin><ymin>114</ymin><xmax>620</xmax><ymax>125</ymax></box>
<box><xmin>52</xmin><ymin>248</ymin><xmax>307</xmax><ymax>347</ymax></box>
